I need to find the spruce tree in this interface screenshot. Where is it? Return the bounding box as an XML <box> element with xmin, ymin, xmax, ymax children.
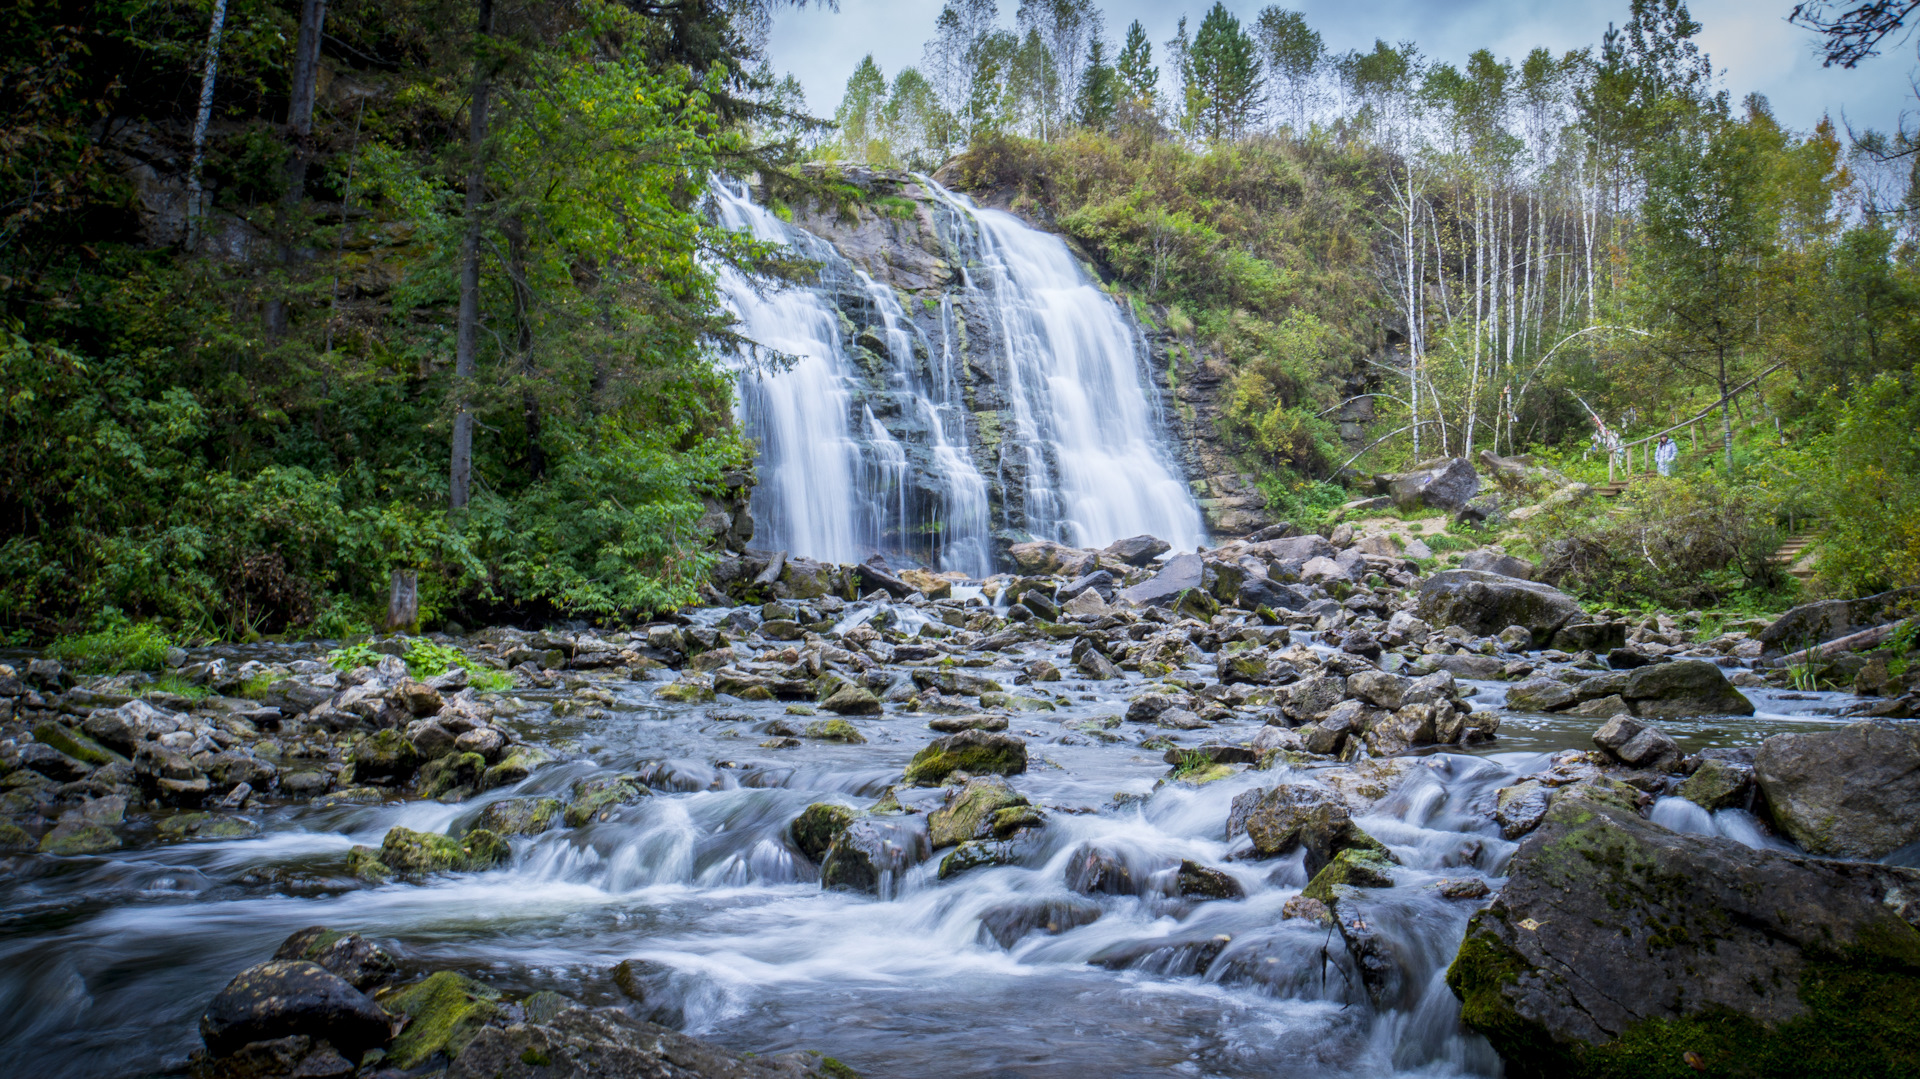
<box><xmin>1188</xmin><ymin>2</ymin><xmax>1263</xmax><ymax>141</ymax></box>
<box><xmin>1117</xmin><ymin>19</ymin><xmax>1158</xmax><ymax>106</ymax></box>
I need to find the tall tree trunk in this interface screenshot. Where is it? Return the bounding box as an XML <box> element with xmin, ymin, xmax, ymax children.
<box><xmin>284</xmin><ymin>0</ymin><xmax>328</xmax><ymax>205</ymax></box>
<box><xmin>505</xmin><ymin>215</ymin><xmax>544</xmax><ymax>482</ymax></box>
<box><xmin>1718</xmin><ymin>346</ymin><xmax>1734</xmax><ymax>474</ymax></box>
<box><xmin>449</xmin><ymin>0</ymin><xmax>494</xmax><ymax>512</ymax></box>
<box><xmin>184</xmin><ymin>0</ymin><xmax>231</xmax><ymax>251</ymax></box>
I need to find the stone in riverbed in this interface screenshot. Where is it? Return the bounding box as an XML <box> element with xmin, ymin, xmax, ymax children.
<box><xmin>349</xmin><ymin>729</ymin><xmax>421</xmax><ymax>784</ymax></box>
<box><xmin>1494</xmin><ymin>781</ymin><xmax>1551</xmax><ymax>839</ymax></box>
<box><xmin>472</xmin><ymin>796</ymin><xmax>562</xmax><ymax>837</ymax></box>
<box><xmin>1679</xmin><ymin>757</ymin><xmax>1753</xmax><ymax>812</ymax></box>
<box><xmin>563</xmin><ymin>775</ymin><xmax>651</xmax><ymax>827</ymax></box>
<box><xmin>819</xmin><ymin>683</ymin><xmax>882</xmax><ymax>715</ymax></box>
<box><xmin>1503</xmin><ymin>676</ymin><xmax>1575</xmax><ymax>713</ymax></box>
<box><xmin>273</xmin><ymin>927</ymin><xmax>399</xmax><ymax>991</ymax></box>
<box><xmin>1415</xmin><ymin>569</ymin><xmax>1584</xmax><ymax>641</ymax></box>
<box><xmin>1227</xmin><ymin>783</ymin><xmax>1394</xmax><ymax>874</ymax></box>
<box><xmin>1754</xmin><ymin>719</ymin><xmax>1920</xmax><ymax>858</ymax></box>
<box><xmin>200</xmin><ymin>960</ymin><xmax>393</xmax><ymax>1060</ymax></box>
<box><xmin>1446</xmin><ymin>786</ymin><xmax>1920</xmax><ymax>1078</ymax></box>
<box><xmin>926</xmin><ymin>714</ymin><xmax>1009</xmax><ymax>733</ymax></box>
<box><xmin>1175</xmin><ymin>860</ymin><xmax>1244</xmax><ymax>901</ymax></box>
<box><xmin>790</xmin><ymin>802</ymin><xmax>861</xmax><ymax>863</ymax></box>
<box><xmin>928</xmin><ymin>776</ymin><xmax>1030</xmax><ymax>849</ymax></box>
<box><xmin>37</xmin><ymin>819</ymin><xmax>120</xmax><ymax>855</ymax></box>
<box><xmin>820</xmin><ymin>816</ymin><xmax>930</xmax><ymax>893</ymax></box>
<box><xmin>445</xmin><ymin>1000</ymin><xmax>847</xmax><ymax>1079</ymax></box>
<box><xmin>1103</xmin><ymin>534</ymin><xmax>1170</xmax><ymax>566</ymax></box>
<box><xmin>903</xmin><ymin>730</ymin><xmax>1027</xmax><ymax>786</ymax></box>
<box><xmin>1621</xmin><ymin>657</ymin><xmax>1753</xmax><ymax>717</ymax></box>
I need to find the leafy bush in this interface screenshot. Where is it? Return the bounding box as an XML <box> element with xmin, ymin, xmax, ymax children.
<box><xmin>1813</xmin><ymin>370</ymin><xmax>1920</xmax><ymax>597</ymax></box>
<box><xmin>1533</xmin><ymin>477</ymin><xmax>1788</xmax><ymax>609</ymax></box>
<box><xmin>46</xmin><ymin>617</ymin><xmax>171</xmax><ymax>673</ymax></box>
<box><xmin>403</xmin><ymin>639</ymin><xmax>465</xmax><ymax>677</ymax></box>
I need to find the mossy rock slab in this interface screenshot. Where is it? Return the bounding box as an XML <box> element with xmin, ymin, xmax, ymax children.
<box><xmin>472</xmin><ymin>796</ymin><xmax>562</xmax><ymax>837</ymax></box>
<box><xmin>37</xmin><ymin>820</ymin><xmax>120</xmax><ymax>855</ymax></box>
<box><xmin>564</xmin><ymin>775</ymin><xmax>651</xmax><ymax>827</ymax></box>
<box><xmin>1444</xmin><ymin>787</ymin><xmax>1920</xmax><ymax>1078</ymax></box>
<box><xmin>928</xmin><ymin>776</ymin><xmax>1029</xmax><ymax>849</ymax></box>
<box><xmin>790</xmin><ymin>802</ymin><xmax>862</xmax><ymax>863</ymax></box>
<box><xmin>417</xmin><ymin>752</ymin><xmax>486</xmax><ymax>800</ymax></box>
<box><xmin>378</xmin><ymin>970</ymin><xmax>502</xmax><ymax>1068</ymax></box>
<box><xmin>804</xmin><ymin>718</ymin><xmax>868</xmax><ymax>743</ymax></box>
<box><xmin>158</xmin><ymin>812</ymin><xmax>262</xmax><ymax>841</ymax></box>
<box><xmin>33</xmin><ymin>722</ymin><xmax>127</xmax><ymax>767</ymax></box>
<box><xmin>903</xmin><ymin>730</ymin><xmax>1028</xmax><ymax>787</ymax></box>
<box><xmin>376</xmin><ymin>825</ymin><xmax>510</xmax><ymax>878</ymax></box>
<box><xmin>482</xmin><ymin>747</ymin><xmax>550</xmax><ymax>791</ymax></box>
<box><xmin>1299</xmin><ymin>849</ymin><xmax>1396</xmax><ymax>902</ymax></box>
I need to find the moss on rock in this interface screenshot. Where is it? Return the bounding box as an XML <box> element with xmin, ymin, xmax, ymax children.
<box><xmin>903</xmin><ymin>730</ymin><xmax>1028</xmax><ymax>786</ymax></box>
<box><xmin>379</xmin><ymin>970</ymin><xmax>502</xmax><ymax>1068</ymax></box>
<box><xmin>376</xmin><ymin>825</ymin><xmax>510</xmax><ymax>878</ymax></box>
<box><xmin>791</xmin><ymin>802</ymin><xmax>861</xmax><ymax>863</ymax></box>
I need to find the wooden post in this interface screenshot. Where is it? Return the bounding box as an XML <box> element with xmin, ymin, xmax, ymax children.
<box><xmin>386</xmin><ymin>569</ymin><xmax>419</xmax><ymax>632</ymax></box>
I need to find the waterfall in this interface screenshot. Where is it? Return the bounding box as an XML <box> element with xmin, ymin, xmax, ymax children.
<box><xmin>714</xmin><ymin>176</ymin><xmax>1204</xmax><ymax>576</ymax></box>
<box><xmin>923</xmin><ymin>182</ymin><xmax>1206</xmax><ymax>553</ymax></box>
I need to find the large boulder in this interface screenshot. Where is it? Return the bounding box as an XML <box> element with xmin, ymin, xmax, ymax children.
<box><xmin>1754</xmin><ymin>720</ymin><xmax>1920</xmax><ymax>858</ymax></box>
<box><xmin>446</xmin><ymin>1002</ymin><xmax>842</xmax><ymax>1079</ymax></box>
<box><xmin>928</xmin><ymin>776</ymin><xmax>1032</xmax><ymax>849</ymax></box>
<box><xmin>1415</xmin><ymin>569</ymin><xmax>1584</xmax><ymax>641</ymax></box>
<box><xmin>200</xmin><ymin>960</ymin><xmax>393</xmax><ymax>1060</ymax></box>
<box><xmin>1447</xmin><ymin>787</ymin><xmax>1920</xmax><ymax>1078</ymax></box>
<box><xmin>1757</xmin><ymin>585</ymin><xmax>1920</xmax><ymax>657</ymax></box>
<box><xmin>1375</xmin><ymin>457</ymin><xmax>1480</xmax><ymax>512</ymax></box>
<box><xmin>1458</xmin><ymin>549</ymin><xmax>1538</xmax><ymax>581</ymax></box>
<box><xmin>1620</xmin><ymin>658</ymin><xmax>1753</xmax><ymax>717</ymax></box>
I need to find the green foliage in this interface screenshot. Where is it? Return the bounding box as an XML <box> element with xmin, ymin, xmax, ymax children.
<box><xmin>144</xmin><ymin>673</ymin><xmax>212</xmax><ymax>700</ymax></box>
<box><xmin>46</xmin><ymin>616</ymin><xmax>170</xmax><ymax>674</ymax></box>
<box><xmin>1182</xmin><ymin>3</ymin><xmax>1264</xmax><ymax>142</ymax></box>
<box><xmin>329</xmin><ymin>643</ymin><xmax>382</xmax><ymax>672</ymax></box>
<box><xmin>1811</xmin><ymin>369</ymin><xmax>1920</xmax><ymax>596</ymax></box>
<box><xmin>404</xmin><ymin>639</ymin><xmax>466</xmax><ymax>678</ymax></box>
<box><xmin>1259</xmin><ymin>478</ymin><xmax>1349</xmax><ymax>530</ymax></box>
<box><xmin>1531</xmin><ymin>476</ymin><xmax>1790</xmax><ymax>609</ymax></box>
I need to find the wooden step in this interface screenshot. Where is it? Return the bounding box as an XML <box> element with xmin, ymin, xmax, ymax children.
<box><xmin>1771</xmin><ymin>533</ymin><xmax>1817</xmax><ymax>580</ymax></box>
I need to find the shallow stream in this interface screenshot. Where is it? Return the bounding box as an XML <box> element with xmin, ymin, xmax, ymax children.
<box><xmin>0</xmin><ymin>620</ymin><xmax>1865</xmax><ymax>1078</ymax></box>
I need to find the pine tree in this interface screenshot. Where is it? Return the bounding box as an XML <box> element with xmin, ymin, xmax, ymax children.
<box><xmin>1187</xmin><ymin>2</ymin><xmax>1263</xmax><ymax>141</ymax></box>
<box><xmin>1076</xmin><ymin>37</ymin><xmax>1118</xmax><ymax>129</ymax></box>
<box><xmin>1117</xmin><ymin>19</ymin><xmax>1157</xmax><ymax>105</ymax></box>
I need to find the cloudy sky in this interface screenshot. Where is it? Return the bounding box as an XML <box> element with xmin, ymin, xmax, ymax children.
<box><xmin>766</xmin><ymin>0</ymin><xmax>1913</xmax><ymax>137</ymax></box>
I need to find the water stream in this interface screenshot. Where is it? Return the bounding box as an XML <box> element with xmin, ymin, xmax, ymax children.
<box><xmin>0</xmin><ymin>624</ymin><xmax>1861</xmax><ymax>1078</ymax></box>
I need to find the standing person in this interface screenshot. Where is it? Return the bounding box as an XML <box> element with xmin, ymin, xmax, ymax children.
<box><xmin>1655</xmin><ymin>434</ymin><xmax>1678</xmax><ymax>477</ymax></box>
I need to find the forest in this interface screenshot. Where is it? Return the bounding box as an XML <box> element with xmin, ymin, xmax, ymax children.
<box><xmin>0</xmin><ymin>0</ymin><xmax>1915</xmax><ymax>646</ymax></box>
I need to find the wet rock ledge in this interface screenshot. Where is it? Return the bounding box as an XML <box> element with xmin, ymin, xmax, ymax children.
<box><xmin>188</xmin><ymin>925</ymin><xmax>857</xmax><ymax>1079</ymax></box>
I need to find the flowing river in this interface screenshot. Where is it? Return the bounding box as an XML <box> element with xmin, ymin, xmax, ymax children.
<box><xmin>0</xmin><ymin>622</ymin><xmax>1862</xmax><ymax>1079</ymax></box>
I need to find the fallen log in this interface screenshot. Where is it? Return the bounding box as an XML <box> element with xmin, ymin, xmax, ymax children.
<box><xmin>1770</xmin><ymin>621</ymin><xmax>1902</xmax><ymax>667</ymax></box>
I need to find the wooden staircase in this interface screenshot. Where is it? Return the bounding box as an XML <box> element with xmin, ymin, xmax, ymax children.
<box><xmin>1771</xmin><ymin>533</ymin><xmax>1817</xmax><ymax>581</ymax></box>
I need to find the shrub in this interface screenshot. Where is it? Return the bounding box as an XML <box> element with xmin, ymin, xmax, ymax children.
<box><xmin>46</xmin><ymin>617</ymin><xmax>170</xmax><ymax>673</ymax></box>
<box><xmin>1533</xmin><ymin>477</ymin><xmax>1788</xmax><ymax>609</ymax></box>
<box><xmin>1813</xmin><ymin>370</ymin><xmax>1920</xmax><ymax>596</ymax></box>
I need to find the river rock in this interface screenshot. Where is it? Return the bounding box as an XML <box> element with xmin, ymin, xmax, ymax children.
<box><xmin>1447</xmin><ymin>785</ymin><xmax>1920</xmax><ymax>1077</ymax></box>
<box><xmin>200</xmin><ymin>960</ymin><xmax>393</xmax><ymax>1060</ymax></box>
<box><xmin>1754</xmin><ymin>720</ymin><xmax>1920</xmax><ymax>858</ymax></box>
<box><xmin>928</xmin><ymin>776</ymin><xmax>1030</xmax><ymax>849</ymax></box>
<box><xmin>819</xmin><ymin>683</ymin><xmax>882</xmax><ymax>715</ymax></box>
<box><xmin>380</xmin><ymin>970</ymin><xmax>502</xmax><ymax>1068</ymax></box>
<box><xmin>1226</xmin><ymin>783</ymin><xmax>1392</xmax><ymax>874</ymax></box>
<box><xmin>1117</xmin><ymin>552</ymin><xmax>1205</xmax><ymax>606</ymax></box>
<box><xmin>271</xmin><ymin>928</ymin><xmax>398</xmax><ymax>993</ymax></box>
<box><xmin>1458</xmin><ymin>550</ymin><xmax>1537</xmax><ymax>580</ymax></box>
<box><xmin>1103</xmin><ymin>534</ymin><xmax>1170</xmax><ymax>566</ymax></box>
<box><xmin>372</xmin><ymin>825</ymin><xmax>510</xmax><ymax>878</ymax></box>
<box><xmin>1175</xmin><ymin>860</ymin><xmax>1244</xmax><ymax>900</ymax></box>
<box><xmin>1415</xmin><ymin>570</ymin><xmax>1584</xmax><ymax>641</ymax></box>
<box><xmin>903</xmin><ymin>730</ymin><xmax>1028</xmax><ymax>786</ymax></box>
<box><xmin>1679</xmin><ymin>757</ymin><xmax>1752</xmax><ymax>812</ymax></box>
<box><xmin>1376</xmin><ymin>457</ymin><xmax>1480</xmax><ymax>511</ymax></box>
<box><xmin>473</xmin><ymin>796</ymin><xmax>562</xmax><ymax>837</ymax></box>
<box><xmin>1503</xmin><ymin>676</ymin><xmax>1575</xmax><ymax>713</ymax></box>
<box><xmin>446</xmin><ymin>1003</ymin><xmax>842</xmax><ymax>1079</ymax></box>
<box><xmin>1757</xmin><ymin>585</ymin><xmax>1920</xmax><ymax>656</ymax></box>
<box><xmin>1590</xmin><ymin>715</ymin><xmax>1682</xmax><ymax>771</ymax></box>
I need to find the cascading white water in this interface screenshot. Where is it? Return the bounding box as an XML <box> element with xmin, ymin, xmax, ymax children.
<box><xmin>712</xmin><ymin>184</ymin><xmax>867</xmax><ymax>564</ymax></box>
<box><xmin>924</xmin><ymin>182</ymin><xmax>1207</xmax><ymax>553</ymax></box>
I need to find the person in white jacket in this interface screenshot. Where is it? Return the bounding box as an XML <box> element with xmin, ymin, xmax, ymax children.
<box><xmin>1655</xmin><ymin>434</ymin><xmax>1678</xmax><ymax>476</ymax></box>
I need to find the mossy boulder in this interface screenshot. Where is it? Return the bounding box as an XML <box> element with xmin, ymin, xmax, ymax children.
<box><xmin>272</xmin><ymin>926</ymin><xmax>398</xmax><ymax>990</ymax></box>
<box><xmin>819</xmin><ymin>683</ymin><xmax>882</xmax><ymax>716</ymax></box>
<box><xmin>563</xmin><ymin>775</ymin><xmax>651</xmax><ymax>827</ymax></box>
<box><xmin>928</xmin><ymin>776</ymin><xmax>1030</xmax><ymax>849</ymax></box>
<box><xmin>1445</xmin><ymin>788</ymin><xmax>1920</xmax><ymax>1078</ymax></box>
<box><xmin>375</xmin><ymin>825</ymin><xmax>510</xmax><ymax>878</ymax></box>
<box><xmin>349</xmin><ymin>729</ymin><xmax>422</xmax><ymax>785</ymax></box>
<box><xmin>37</xmin><ymin>820</ymin><xmax>120</xmax><ymax>855</ymax></box>
<box><xmin>0</xmin><ymin>822</ymin><xmax>33</xmax><ymax>852</ymax></box>
<box><xmin>656</xmin><ymin>678</ymin><xmax>715</xmax><ymax>704</ymax></box>
<box><xmin>200</xmin><ymin>960</ymin><xmax>393</xmax><ymax>1060</ymax></box>
<box><xmin>804</xmin><ymin>717</ymin><xmax>868</xmax><ymax>743</ymax></box>
<box><xmin>377</xmin><ymin>970</ymin><xmax>501</xmax><ymax>1068</ymax></box>
<box><xmin>1299</xmin><ymin>848</ymin><xmax>1396</xmax><ymax>902</ymax></box>
<box><xmin>347</xmin><ymin>845</ymin><xmax>394</xmax><ymax>882</ymax></box>
<box><xmin>939</xmin><ymin>839</ymin><xmax>1020</xmax><ymax>879</ymax></box>
<box><xmin>472</xmin><ymin>796</ymin><xmax>562</xmax><ymax>837</ymax></box>
<box><xmin>790</xmin><ymin>802</ymin><xmax>861</xmax><ymax>863</ymax></box>
<box><xmin>417</xmin><ymin>751</ymin><xmax>486</xmax><ymax>800</ymax></box>
<box><xmin>1227</xmin><ymin>782</ymin><xmax>1392</xmax><ymax>874</ymax></box>
<box><xmin>158</xmin><ymin>812</ymin><xmax>262</xmax><ymax>841</ymax></box>
<box><xmin>903</xmin><ymin>730</ymin><xmax>1028</xmax><ymax>786</ymax></box>
<box><xmin>819</xmin><ymin>816</ymin><xmax>930</xmax><ymax>894</ymax></box>
<box><xmin>482</xmin><ymin>746</ymin><xmax>549</xmax><ymax>791</ymax></box>
<box><xmin>32</xmin><ymin>721</ymin><xmax>127</xmax><ymax>767</ymax></box>
<box><xmin>1678</xmin><ymin>757</ymin><xmax>1752</xmax><ymax>812</ymax></box>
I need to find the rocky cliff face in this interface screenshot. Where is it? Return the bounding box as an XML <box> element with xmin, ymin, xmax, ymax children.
<box><xmin>768</xmin><ymin>164</ymin><xmax>1277</xmax><ymax>544</ymax></box>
